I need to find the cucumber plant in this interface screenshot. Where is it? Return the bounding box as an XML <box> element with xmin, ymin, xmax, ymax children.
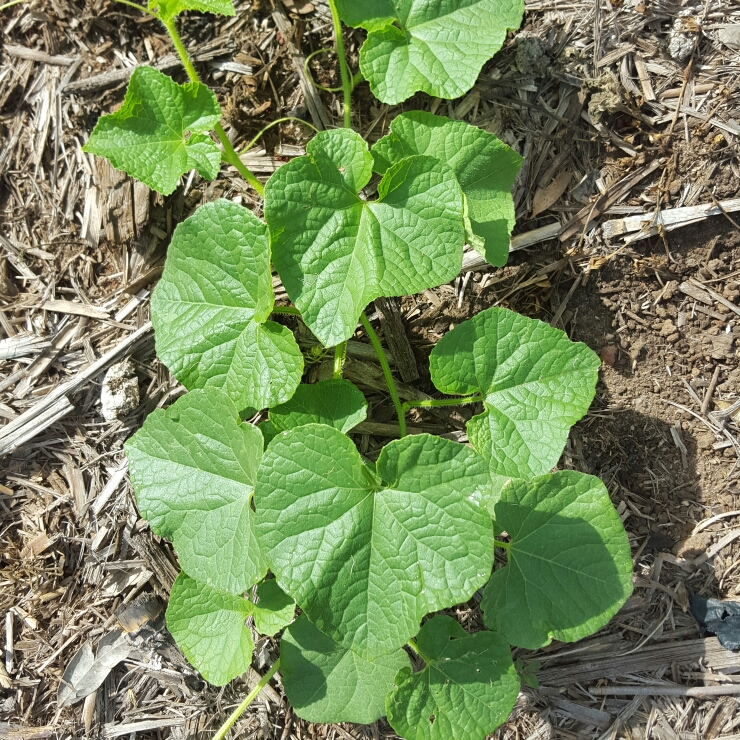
<box><xmin>85</xmin><ymin>1</ymin><xmax>634</xmax><ymax>738</ymax></box>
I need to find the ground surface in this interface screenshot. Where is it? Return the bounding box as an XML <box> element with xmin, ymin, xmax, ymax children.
<box><xmin>2</xmin><ymin>0</ymin><xmax>740</xmax><ymax>738</ymax></box>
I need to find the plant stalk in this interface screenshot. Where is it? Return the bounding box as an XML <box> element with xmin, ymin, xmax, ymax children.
<box><xmin>402</xmin><ymin>394</ymin><xmax>485</xmax><ymax>411</ymax></box>
<box><xmin>161</xmin><ymin>15</ymin><xmax>265</xmax><ymax>196</ymax></box>
<box><xmin>212</xmin><ymin>659</ymin><xmax>281</xmax><ymax>740</ymax></box>
<box><xmin>360</xmin><ymin>312</ymin><xmax>406</xmax><ymax>437</ymax></box>
<box><xmin>406</xmin><ymin>638</ymin><xmax>430</xmax><ymax>663</ymax></box>
<box><xmin>333</xmin><ymin>341</ymin><xmax>347</xmax><ymax>379</ymax></box>
<box><xmin>238</xmin><ymin>117</ymin><xmax>319</xmax><ymax>155</ymax></box>
<box><xmin>113</xmin><ymin>0</ymin><xmax>158</xmax><ymax>17</ymax></box>
<box><xmin>327</xmin><ymin>0</ymin><xmax>352</xmax><ymax>128</ymax></box>
<box><xmin>494</xmin><ymin>539</ymin><xmax>511</xmax><ymax>550</ymax></box>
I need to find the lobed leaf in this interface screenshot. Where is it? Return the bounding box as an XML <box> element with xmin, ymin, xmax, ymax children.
<box><xmin>269</xmin><ymin>379</ymin><xmax>367</xmax><ymax>436</ymax></box>
<box><xmin>125</xmin><ymin>388</ymin><xmax>267</xmax><ymax>595</ymax></box>
<box><xmin>151</xmin><ymin>199</ymin><xmax>303</xmax><ymax>412</ymax></box>
<box><xmin>372</xmin><ymin>112</ymin><xmax>522</xmax><ymax>266</ymax></box>
<box><xmin>336</xmin><ymin>0</ymin><xmax>525</xmax><ymax>104</ymax></box>
<box><xmin>255</xmin><ymin>426</ymin><xmax>493</xmax><ymax>659</ymax></box>
<box><xmin>166</xmin><ymin>573</ymin><xmax>254</xmax><ymax>686</ymax></box>
<box><xmin>282</xmin><ymin>615</ymin><xmax>410</xmax><ymax>724</ymax></box>
<box><xmin>430</xmin><ymin>307</ymin><xmax>600</xmax><ymax>490</ymax></box>
<box><xmin>83</xmin><ymin>66</ymin><xmax>221</xmax><ymax>195</ymax></box>
<box><xmin>264</xmin><ymin>128</ymin><xmax>465</xmax><ymax>347</ymax></box>
<box><xmin>386</xmin><ymin>616</ymin><xmax>520</xmax><ymax>740</ymax></box>
<box><xmin>149</xmin><ymin>0</ymin><xmax>235</xmax><ymax>21</ymax></box>
<box><xmin>481</xmin><ymin>471</ymin><xmax>633</xmax><ymax>649</ymax></box>
<box><xmin>253</xmin><ymin>580</ymin><xmax>296</xmax><ymax>636</ymax></box>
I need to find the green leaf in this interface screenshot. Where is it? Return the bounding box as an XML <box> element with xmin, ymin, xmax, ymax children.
<box><xmin>481</xmin><ymin>471</ymin><xmax>633</xmax><ymax>649</ymax></box>
<box><xmin>336</xmin><ymin>0</ymin><xmax>525</xmax><ymax>105</ymax></box>
<box><xmin>125</xmin><ymin>388</ymin><xmax>267</xmax><ymax>595</ymax></box>
<box><xmin>386</xmin><ymin>616</ymin><xmax>520</xmax><ymax>740</ymax></box>
<box><xmin>166</xmin><ymin>573</ymin><xmax>254</xmax><ymax>686</ymax></box>
<box><xmin>282</xmin><ymin>615</ymin><xmax>410</xmax><ymax>723</ymax></box>
<box><xmin>149</xmin><ymin>0</ymin><xmax>234</xmax><ymax>21</ymax></box>
<box><xmin>83</xmin><ymin>66</ymin><xmax>221</xmax><ymax>195</ymax></box>
<box><xmin>151</xmin><ymin>199</ymin><xmax>304</xmax><ymax>411</ymax></box>
<box><xmin>255</xmin><ymin>426</ymin><xmax>493</xmax><ymax>659</ymax></box>
<box><xmin>269</xmin><ymin>379</ymin><xmax>367</xmax><ymax>435</ymax></box>
<box><xmin>264</xmin><ymin>128</ymin><xmax>465</xmax><ymax>346</ymax></box>
<box><xmin>372</xmin><ymin>112</ymin><xmax>522</xmax><ymax>266</ymax></box>
<box><xmin>429</xmin><ymin>307</ymin><xmax>600</xmax><ymax>488</ymax></box>
<box><xmin>253</xmin><ymin>580</ymin><xmax>295</xmax><ymax>636</ymax></box>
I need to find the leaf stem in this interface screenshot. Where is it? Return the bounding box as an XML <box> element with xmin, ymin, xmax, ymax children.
<box><xmin>211</xmin><ymin>659</ymin><xmax>281</xmax><ymax>740</ymax></box>
<box><xmin>406</xmin><ymin>638</ymin><xmax>430</xmax><ymax>663</ymax></box>
<box><xmin>360</xmin><ymin>312</ymin><xmax>406</xmax><ymax>437</ymax></box>
<box><xmin>271</xmin><ymin>305</ymin><xmax>301</xmax><ymax>316</ymax></box>
<box><xmin>237</xmin><ymin>117</ymin><xmax>320</xmax><ymax>155</ymax></box>
<box><xmin>333</xmin><ymin>342</ymin><xmax>347</xmax><ymax>379</ymax></box>
<box><xmin>402</xmin><ymin>394</ymin><xmax>485</xmax><ymax>411</ymax></box>
<box><xmin>494</xmin><ymin>539</ymin><xmax>511</xmax><ymax>550</ymax></box>
<box><xmin>327</xmin><ymin>0</ymin><xmax>352</xmax><ymax>128</ymax></box>
<box><xmin>112</xmin><ymin>0</ymin><xmax>158</xmax><ymax>17</ymax></box>
<box><xmin>304</xmin><ymin>48</ymin><xmax>344</xmax><ymax>93</ymax></box>
<box><xmin>161</xmin><ymin>14</ymin><xmax>265</xmax><ymax>197</ymax></box>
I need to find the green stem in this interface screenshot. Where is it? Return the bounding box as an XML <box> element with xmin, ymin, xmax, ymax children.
<box><xmin>237</xmin><ymin>117</ymin><xmax>320</xmax><ymax>155</ymax></box>
<box><xmin>351</xmin><ymin>70</ymin><xmax>364</xmax><ymax>90</ymax></box>
<box><xmin>161</xmin><ymin>15</ymin><xmax>265</xmax><ymax>197</ymax></box>
<box><xmin>402</xmin><ymin>394</ymin><xmax>485</xmax><ymax>411</ymax></box>
<box><xmin>212</xmin><ymin>660</ymin><xmax>281</xmax><ymax>740</ymax></box>
<box><xmin>494</xmin><ymin>539</ymin><xmax>511</xmax><ymax>550</ymax></box>
<box><xmin>271</xmin><ymin>305</ymin><xmax>301</xmax><ymax>316</ymax></box>
<box><xmin>112</xmin><ymin>0</ymin><xmax>157</xmax><ymax>16</ymax></box>
<box><xmin>360</xmin><ymin>312</ymin><xmax>406</xmax><ymax>437</ymax></box>
<box><xmin>327</xmin><ymin>0</ymin><xmax>352</xmax><ymax>128</ymax></box>
<box><xmin>406</xmin><ymin>638</ymin><xmax>430</xmax><ymax>663</ymax></box>
<box><xmin>333</xmin><ymin>341</ymin><xmax>347</xmax><ymax>379</ymax></box>
<box><xmin>304</xmin><ymin>48</ymin><xmax>344</xmax><ymax>93</ymax></box>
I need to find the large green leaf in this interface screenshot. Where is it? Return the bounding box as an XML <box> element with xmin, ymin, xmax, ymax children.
<box><xmin>151</xmin><ymin>199</ymin><xmax>303</xmax><ymax>412</ymax></box>
<box><xmin>269</xmin><ymin>379</ymin><xmax>367</xmax><ymax>435</ymax></box>
<box><xmin>255</xmin><ymin>426</ymin><xmax>493</xmax><ymax>658</ymax></box>
<box><xmin>336</xmin><ymin>0</ymin><xmax>525</xmax><ymax>104</ymax></box>
<box><xmin>149</xmin><ymin>0</ymin><xmax>234</xmax><ymax>21</ymax></box>
<box><xmin>125</xmin><ymin>388</ymin><xmax>267</xmax><ymax>595</ymax></box>
<box><xmin>83</xmin><ymin>66</ymin><xmax>221</xmax><ymax>195</ymax></box>
<box><xmin>166</xmin><ymin>573</ymin><xmax>254</xmax><ymax>686</ymax></box>
<box><xmin>264</xmin><ymin>128</ymin><xmax>465</xmax><ymax>347</ymax></box>
<box><xmin>372</xmin><ymin>112</ymin><xmax>522</xmax><ymax>266</ymax></box>
<box><xmin>481</xmin><ymin>471</ymin><xmax>633</xmax><ymax>649</ymax></box>
<box><xmin>430</xmin><ymin>307</ymin><xmax>600</xmax><ymax>488</ymax></box>
<box><xmin>282</xmin><ymin>615</ymin><xmax>410</xmax><ymax>723</ymax></box>
<box><xmin>386</xmin><ymin>616</ymin><xmax>519</xmax><ymax>740</ymax></box>
<box><xmin>253</xmin><ymin>579</ymin><xmax>295</xmax><ymax>636</ymax></box>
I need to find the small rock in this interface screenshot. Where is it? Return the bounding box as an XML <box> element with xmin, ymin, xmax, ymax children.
<box><xmin>101</xmin><ymin>359</ymin><xmax>139</xmax><ymax>421</ymax></box>
<box><xmin>668</xmin><ymin>14</ymin><xmax>698</xmax><ymax>61</ymax></box>
<box><xmin>660</xmin><ymin>319</ymin><xmax>677</xmax><ymax>337</ymax></box>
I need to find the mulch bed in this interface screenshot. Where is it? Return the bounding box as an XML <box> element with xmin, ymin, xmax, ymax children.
<box><xmin>2</xmin><ymin>0</ymin><xmax>740</xmax><ymax>738</ymax></box>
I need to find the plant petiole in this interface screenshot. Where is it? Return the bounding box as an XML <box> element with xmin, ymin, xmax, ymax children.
<box><xmin>402</xmin><ymin>394</ymin><xmax>484</xmax><ymax>411</ymax></box>
<box><xmin>211</xmin><ymin>659</ymin><xmax>281</xmax><ymax>740</ymax></box>
<box><xmin>161</xmin><ymin>14</ymin><xmax>265</xmax><ymax>196</ymax></box>
<box><xmin>327</xmin><ymin>0</ymin><xmax>352</xmax><ymax>128</ymax></box>
<box><xmin>237</xmin><ymin>117</ymin><xmax>320</xmax><ymax>155</ymax></box>
<box><xmin>406</xmin><ymin>638</ymin><xmax>430</xmax><ymax>663</ymax></box>
<box><xmin>333</xmin><ymin>341</ymin><xmax>347</xmax><ymax>379</ymax></box>
<box><xmin>360</xmin><ymin>312</ymin><xmax>406</xmax><ymax>437</ymax></box>
<box><xmin>112</xmin><ymin>0</ymin><xmax>158</xmax><ymax>17</ymax></box>
<box><xmin>493</xmin><ymin>539</ymin><xmax>511</xmax><ymax>550</ymax></box>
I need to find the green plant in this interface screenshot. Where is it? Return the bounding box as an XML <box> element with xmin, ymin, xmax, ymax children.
<box><xmin>85</xmin><ymin>2</ymin><xmax>633</xmax><ymax>738</ymax></box>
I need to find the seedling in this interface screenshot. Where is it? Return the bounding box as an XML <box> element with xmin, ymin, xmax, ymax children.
<box><xmin>86</xmin><ymin>2</ymin><xmax>633</xmax><ymax>739</ymax></box>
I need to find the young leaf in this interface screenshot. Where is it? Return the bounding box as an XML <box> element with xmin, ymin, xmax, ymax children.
<box><xmin>255</xmin><ymin>426</ymin><xmax>493</xmax><ymax>659</ymax></box>
<box><xmin>281</xmin><ymin>615</ymin><xmax>410</xmax><ymax>724</ymax></box>
<box><xmin>429</xmin><ymin>307</ymin><xmax>600</xmax><ymax>488</ymax></box>
<box><xmin>166</xmin><ymin>573</ymin><xmax>254</xmax><ymax>687</ymax></box>
<box><xmin>335</xmin><ymin>0</ymin><xmax>525</xmax><ymax>105</ymax></box>
<box><xmin>372</xmin><ymin>112</ymin><xmax>523</xmax><ymax>266</ymax></box>
<box><xmin>151</xmin><ymin>199</ymin><xmax>303</xmax><ymax>412</ymax></box>
<box><xmin>149</xmin><ymin>0</ymin><xmax>234</xmax><ymax>22</ymax></box>
<box><xmin>264</xmin><ymin>128</ymin><xmax>465</xmax><ymax>347</ymax></box>
<box><xmin>125</xmin><ymin>388</ymin><xmax>267</xmax><ymax>595</ymax></box>
<box><xmin>253</xmin><ymin>579</ymin><xmax>295</xmax><ymax>636</ymax></box>
<box><xmin>386</xmin><ymin>616</ymin><xmax>520</xmax><ymax>740</ymax></box>
<box><xmin>481</xmin><ymin>471</ymin><xmax>633</xmax><ymax>649</ymax></box>
<box><xmin>83</xmin><ymin>66</ymin><xmax>221</xmax><ymax>195</ymax></box>
<box><xmin>269</xmin><ymin>379</ymin><xmax>367</xmax><ymax>435</ymax></box>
